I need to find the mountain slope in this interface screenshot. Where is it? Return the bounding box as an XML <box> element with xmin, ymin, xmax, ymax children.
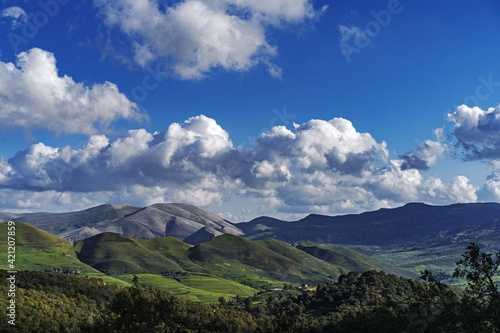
<box><xmin>7</xmin><ymin>203</ymin><xmax>243</xmax><ymax>243</ymax></box>
<box><xmin>7</xmin><ymin>201</ymin><xmax>500</xmax><ymax>253</ymax></box>
<box><xmin>238</xmin><ymin>216</ymin><xmax>292</xmax><ymax>239</ymax></box>
<box><xmin>101</xmin><ymin>203</ymin><xmax>243</xmax><ymax>241</ymax></box>
<box><xmin>13</xmin><ymin>204</ymin><xmax>141</xmax><ymax>243</ymax></box>
<box><xmin>364</xmin><ymin>218</ymin><xmax>500</xmax><ymax>282</ymax></box>
<box><xmin>403</xmin><ymin>218</ymin><xmax>500</xmax><ymax>250</ymax></box>
<box><xmin>74</xmin><ymin>232</ymin><xmax>201</xmax><ymax>275</ymax></box>
<box><xmin>0</xmin><ymin>212</ymin><xmax>24</xmax><ymax>222</ymax></box>
<box><xmin>255</xmin><ymin>238</ymin><xmax>350</xmax><ymax>278</ymax></box>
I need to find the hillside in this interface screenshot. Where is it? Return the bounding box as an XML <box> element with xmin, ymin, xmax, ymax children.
<box><xmin>0</xmin><ymin>212</ymin><xmax>24</xmax><ymax>221</ymax></box>
<box><xmin>74</xmin><ymin>232</ymin><xmax>203</xmax><ymax>275</ymax></box>
<box><xmin>295</xmin><ymin>241</ymin><xmax>417</xmax><ymax>279</ymax></box>
<box><xmin>403</xmin><ymin>218</ymin><xmax>500</xmax><ymax>250</ymax></box>
<box><xmin>183</xmin><ymin>226</ymin><xmax>224</xmax><ymax>245</ymax></box>
<box><xmin>187</xmin><ymin>234</ymin><xmax>335</xmax><ymax>287</ymax></box>
<box><xmin>4</xmin><ymin>202</ymin><xmax>500</xmax><ymax>284</ymax></box>
<box><xmin>0</xmin><ymin>222</ymin><xmax>99</xmax><ymax>276</ymax></box>
<box><xmin>363</xmin><ymin>218</ymin><xmax>500</xmax><ymax>282</ymax></box>
<box><xmin>73</xmin><ymin>230</ymin><xmax>410</xmax><ymax>291</ymax></box>
<box><xmin>0</xmin><ymin>223</ymin><xmax>256</xmax><ymax>301</ymax></box>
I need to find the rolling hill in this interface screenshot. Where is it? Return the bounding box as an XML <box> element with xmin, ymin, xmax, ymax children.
<box><xmin>186</xmin><ymin>234</ymin><xmax>336</xmax><ymax>287</ymax></box>
<box><xmin>74</xmin><ymin>232</ymin><xmax>202</xmax><ymax>275</ymax></box>
<box><xmin>72</xmin><ymin>230</ymin><xmax>416</xmax><ymax>299</ymax></box>
<box><xmin>4</xmin><ymin>201</ymin><xmax>500</xmax><ymax>285</ymax></box>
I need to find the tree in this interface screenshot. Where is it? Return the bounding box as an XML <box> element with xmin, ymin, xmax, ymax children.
<box><xmin>452</xmin><ymin>242</ymin><xmax>500</xmax><ymax>331</ymax></box>
<box><xmin>131</xmin><ymin>275</ymin><xmax>140</xmax><ymax>288</ymax></box>
<box><xmin>453</xmin><ymin>242</ymin><xmax>500</xmax><ymax>300</ymax></box>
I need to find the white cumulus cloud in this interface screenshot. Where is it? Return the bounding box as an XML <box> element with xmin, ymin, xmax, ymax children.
<box><xmin>448</xmin><ymin>104</ymin><xmax>500</xmax><ymax>159</ymax></box>
<box><xmin>400</xmin><ymin>128</ymin><xmax>448</xmax><ymax>170</ymax></box>
<box><xmin>0</xmin><ymin>48</ymin><xmax>145</xmax><ymax>135</ymax></box>
<box><xmin>0</xmin><ymin>115</ymin><xmax>480</xmax><ymax>215</ymax></box>
<box><xmin>423</xmin><ymin>176</ymin><xmax>477</xmax><ymax>203</ymax></box>
<box><xmin>93</xmin><ymin>0</ymin><xmax>326</xmax><ymax>79</ymax></box>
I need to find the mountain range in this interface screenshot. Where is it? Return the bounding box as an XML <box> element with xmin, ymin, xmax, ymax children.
<box><xmin>4</xmin><ymin>202</ymin><xmax>500</xmax><ymax>248</ymax></box>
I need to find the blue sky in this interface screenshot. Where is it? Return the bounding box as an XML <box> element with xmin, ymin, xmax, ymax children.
<box><xmin>1</xmin><ymin>0</ymin><xmax>500</xmax><ymax>220</ymax></box>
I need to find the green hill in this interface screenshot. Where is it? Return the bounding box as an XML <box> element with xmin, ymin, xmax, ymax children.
<box><xmin>188</xmin><ymin>234</ymin><xmax>343</xmax><ymax>288</ymax></box>
<box><xmin>78</xmin><ymin>232</ymin><xmax>395</xmax><ymax>291</ymax></box>
<box><xmin>74</xmin><ymin>232</ymin><xmax>258</xmax><ymax>300</ymax></box>
<box><xmin>0</xmin><ymin>222</ymin><xmax>98</xmax><ymax>276</ymax></box>
<box><xmin>74</xmin><ymin>232</ymin><xmax>191</xmax><ymax>275</ymax></box>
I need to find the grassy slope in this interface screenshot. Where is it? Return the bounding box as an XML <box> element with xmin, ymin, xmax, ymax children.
<box><xmin>296</xmin><ymin>241</ymin><xmax>418</xmax><ymax>279</ymax></box>
<box><xmin>74</xmin><ymin>232</ymin><xmax>192</xmax><ymax>275</ymax></box>
<box><xmin>0</xmin><ymin>223</ymin><xmax>255</xmax><ymax>302</ymax></box>
<box><xmin>255</xmin><ymin>238</ymin><xmax>341</xmax><ymax>278</ymax></box>
<box><xmin>187</xmin><ymin>234</ymin><xmax>339</xmax><ymax>287</ymax></box>
<box><xmin>0</xmin><ymin>222</ymin><xmax>99</xmax><ymax>275</ymax></box>
<box><xmin>368</xmin><ymin>244</ymin><xmax>467</xmax><ymax>282</ymax></box>
<box><xmin>117</xmin><ymin>273</ymin><xmax>257</xmax><ymax>302</ymax></box>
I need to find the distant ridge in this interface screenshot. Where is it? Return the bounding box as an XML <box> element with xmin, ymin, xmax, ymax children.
<box><xmin>240</xmin><ymin>202</ymin><xmax>500</xmax><ymax>245</ymax></box>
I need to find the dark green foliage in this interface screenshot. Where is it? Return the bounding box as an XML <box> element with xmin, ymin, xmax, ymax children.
<box><xmin>453</xmin><ymin>242</ymin><xmax>500</xmax><ymax>300</ymax></box>
<box><xmin>408</xmin><ymin>243</ymin><xmax>500</xmax><ymax>332</ymax></box>
<box><xmin>226</xmin><ymin>270</ymin><xmax>423</xmax><ymax>332</ymax></box>
<box><xmin>85</xmin><ymin>283</ymin><xmax>260</xmax><ymax>333</ymax></box>
<box><xmin>452</xmin><ymin>242</ymin><xmax>500</xmax><ymax>331</ymax></box>
<box><xmin>0</xmin><ymin>270</ymin><xmax>120</xmax><ymax>332</ymax></box>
